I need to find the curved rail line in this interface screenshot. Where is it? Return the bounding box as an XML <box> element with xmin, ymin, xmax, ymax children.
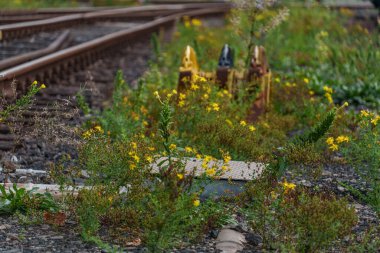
<box><xmin>0</xmin><ymin>6</ymin><xmax>230</xmax><ymax>96</ymax></box>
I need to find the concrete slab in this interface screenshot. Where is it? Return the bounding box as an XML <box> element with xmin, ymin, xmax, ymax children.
<box><xmin>152</xmin><ymin>157</ymin><xmax>265</xmax><ymax>181</ymax></box>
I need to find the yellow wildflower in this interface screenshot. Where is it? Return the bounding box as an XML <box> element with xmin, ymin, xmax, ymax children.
<box><xmin>329</xmin><ymin>143</ymin><xmax>339</xmax><ymax>151</ymax></box>
<box><xmin>326</xmin><ymin>137</ymin><xmax>335</xmax><ymax>145</ymax></box>
<box><xmin>130</xmin><ymin>163</ymin><xmax>136</xmax><ymax>170</ymax></box>
<box><xmin>282</xmin><ymin>180</ymin><xmax>296</xmax><ymax>192</ymax></box>
<box><xmin>179</xmin><ymin>93</ymin><xmax>186</xmax><ymax>100</ymax></box>
<box><xmin>274</xmin><ymin>77</ymin><xmax>280</xmax><ymax>83</ymax></box>
<box><xmin>153</xmin><ymin>91</ymin><xmax>159</xmax><ymax>99</ymax></box>
<box><xmin>206</xmin><ymin>168</ymin><xmax>216</xmax><ymax>176</ymax></box>
<box><xmin>323</xmin><ymin>86</ymin><xmax>333</xmax><ymax>94</ymax></box>
<box><xmin>172</xmin><ymin>89</ymin><xmax>177</xmax><ymax>95</ymax></box>
<box><xmin>169</xmin><ymin>144</ymin><xmax>177</xmax><ymax>150</ymax></box>
<box><xmin>40</xmin><ymin>84</ymin><xmax>46</xmax><ymax>89</ymax></box>
<box><xmin>178</xmin><ymin>100</ymin><xmax>185</xmax><ymax>107</ymax></box>
<box><xmin>217</xmin><ymin>91</ymin><xmax>224</xmax><ymax>98</ymax></box>
<box><xmin>177</xmin><ymin>173</ymin><xmax>184</xmax><ymax>180</ymax></box>
<box><xmin>309</xmin><ymin>90</ymin><xmax>315</xmax><ymax>96</ymax></box>
<box><xmin>185</xmin><ymin>146</ymin><xmax>193</xmax><ymax>153</ymax></box>
<box><xmin>240</xmin><ymin>120</ymin><xmax>247</xmax><ymax>126</ymax></box>
<box><xmin>204</xmin><ymin>155</ymin><xmax>213</xmax><ymax>163</ymax></box>
<box><xmin>193</xmin><ymin>199</ymin><xmax>200</xmax><ymax>207</ymax></box>
<box><xmin>196</xmin><ymin>154</ymin><xmax>202</xmax><ymax>159</ymax></box>
<box><xmin>225</xmin><ymin>119</ymin><xmax>233</xmax><ymax>126</ymax></box>
<box><xmin>360</xmin><ymin>110</ymin><xmax>370</xmax><ymax>117</ymax></box>
<box><xmin>190</xmin><ymin>83</ymin><xmax>199</xmax><ymax>91</ymax></box>
<box><xmin>94</xmin><ymin>125</ymin><xmax>103</xmax><ymax>133</ymax></box>
<box><xmin>145</xmin><ymin>156</ymin><xmax>153</xmax><ymax>163</ymax></box>
<box><xmin>203</xmin><ymin>93</ymin><xmax>209</xmax><ymax>100</ymax></box>
<box><xmin>325</xmin><ymin>92</ymin><xmax>334</xmax><ymax>104</ymax></box>
<box><xmin>336</xmin><ymin>135</ymin><xmax>349</xmax><ymax>143</ymax></box>
<box><xmin>32</xmin><ymin>80</ymin><xmax>38</xmax><ymax>86</ymax></box>
<box><xmin>194</xmin><ymin>74</ymin><xmax>206</xmax><ymax>82</ymax></box>
<box><xmin>212</xmin><ymin>103</ymin><xmax>220</xmax><ymax>111</ymax></box>
<box><xmin>148</xmin><ymin>147</ymin><xmax>155</xmax><ymax>151</ymax></box>
<box><xmin>303</xmin><ymin>78</ymin><xmax>309</xmax><ymax>84</ymax></box>
<box><xmin>371</xmin><ymin>115</ymin><xmax>380</xmax><ymax>126</ymax></box>
<box><xmin>223</xmin><ymin>154</ymin><xmax>231</xmax><ymax>163</ymax></box>
<box><xmin>221</xmin><ymin>165</ymin><xmax>229</xmax><ymax>171</ymax></box>
<box><xmin>132</xmin><ymin>154</ymin><xmax>140</xmax><ymax>163</ymax></box>
<box><xmin>191</xmin><ymin>18</ymin><xmax>202</xmax><ymax>27</ymax></box>
<box><xmin>249</xmin><ymin>125</ymin><xmax>256</xmax><ymax>132</ymax></box>
<box><xmin>82</xmin><ymin>129</ymin><xmax>93</xmax><ymax>139</ymax></box>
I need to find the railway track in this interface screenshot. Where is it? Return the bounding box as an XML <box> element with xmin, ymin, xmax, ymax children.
<box><xmin>0</xmin><ymin>3</ymin><xmax>230</xmax><ymax>177</ymax></box>
<box><xmin>0</xmin><ymin>6</ymin><xmax>122</xmax><ymax>25</ymax></box>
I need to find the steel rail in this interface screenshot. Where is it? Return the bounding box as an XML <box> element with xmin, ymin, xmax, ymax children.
<box><xmin>0</xmin><ymin>7</ymin><xmax>114</xmax><ymax>16</ymax></box>
<box><xmin>0</xmin><ymin>14</ymin><xmax>61</xmax><ymax>25</ymax></box>
<box><xmin>0</xmin><ymin>3</ymin><xmax>230</xmax><ymax>41</ymax></box>
<box><xmin>0</xmin><ymin>6</ymin><xmax>230</xmax><ymax>96</ymax></box>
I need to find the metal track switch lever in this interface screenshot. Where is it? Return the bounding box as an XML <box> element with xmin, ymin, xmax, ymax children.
<box><xmin>178</xmin><ymin>45</ymin><xmax>199</xmax><ymax>94</ymax></box>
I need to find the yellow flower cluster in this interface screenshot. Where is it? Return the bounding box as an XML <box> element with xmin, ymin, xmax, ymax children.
<box><xmin>128</xmin><ymin>141</ymin><xmax>140</xmax><ymax>170</ymax></box>
<box><xmin>282</xmin><ymin>180</ymin><xmax>296</xmax><ymax>193</ymax></box>
<box><xmin>184</xmin><ymin>16</ymin><xmax>203</xmax><ymax>28</ymax></box>
<box><xmin>206</xmin><ymin>102</ymin><xmax>220</xmax><ymax>112</ymax></box>
<box><xmin>190</xmin><ymin>83</ymin><xmax>200</xmax><ymax>91</ymax></box>
<box><xmin>323</xmin><ymin>85</ymin><xmax>334</xmax><ymax>104</ymax></box>
<box><xmin>239</xmin><ymin>120</ymin><xmax>256</xmax><ymax>132</ymax></box>
<box><xmin>193</xmin><ymin>74</ymin><xmax>206</xmax><ymax>83</ymax></box>
<box><xmin>178</xmin><ymin>93</ymin><xmax>186</xmax><ymax>107</ymax></box>
<box><xmin>200</xmin><ymin>155</ymin><xmax>218</xmax><ymax>177</ymax></box>
<box><xmin>326</xmin><ymin>135</ymin><xmax>350</xmax><ymax>151</ymax></box>
<box><xmin>360</xmin><ymin>110</ymin><xmax>380</xmax><ymax>126</ymax></box>
<box><xmin>82</xmin><ymin>125</ymin><xmax>104</xmax><ymax>139</ymax></box>
<box><xmin>185</xmin><ymin>146</ymin><xmax>195</xmax><ymax>153</ymax></box>
<box><xmin>371</xmin><ymin>116</ymin><xmax>380</xmax><ymax>126</ymax></box>
<box><xmin>285</xmin><ymin>82</ymin><xmax>296</xmax><ymax>88</ymax></box>
<box><xmin>223</xmin><ymin>154</ymin><xmax>231</xmax><ymax>163</ymax></box>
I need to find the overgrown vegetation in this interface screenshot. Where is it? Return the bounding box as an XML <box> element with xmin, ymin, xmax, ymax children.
<box><xmin>1</xmin><ymin>1</ymin><xmax>379</xmax><ymax>252</ymax></box>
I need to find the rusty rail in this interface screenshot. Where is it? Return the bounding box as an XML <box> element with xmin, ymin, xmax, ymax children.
<box><xmin>0</xmin><ymin>6</ymin><xmax>230</xmax><ymax>96</ymax></box>
<box><xmin>0</xmin><ymin>3</ymin><xmax>230</xmax><ymax>41</ymax></box>
<box><xmin>0</xmin><ymin>14</ymin><xmax>61</xmax><ymax>25</ymax></box>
